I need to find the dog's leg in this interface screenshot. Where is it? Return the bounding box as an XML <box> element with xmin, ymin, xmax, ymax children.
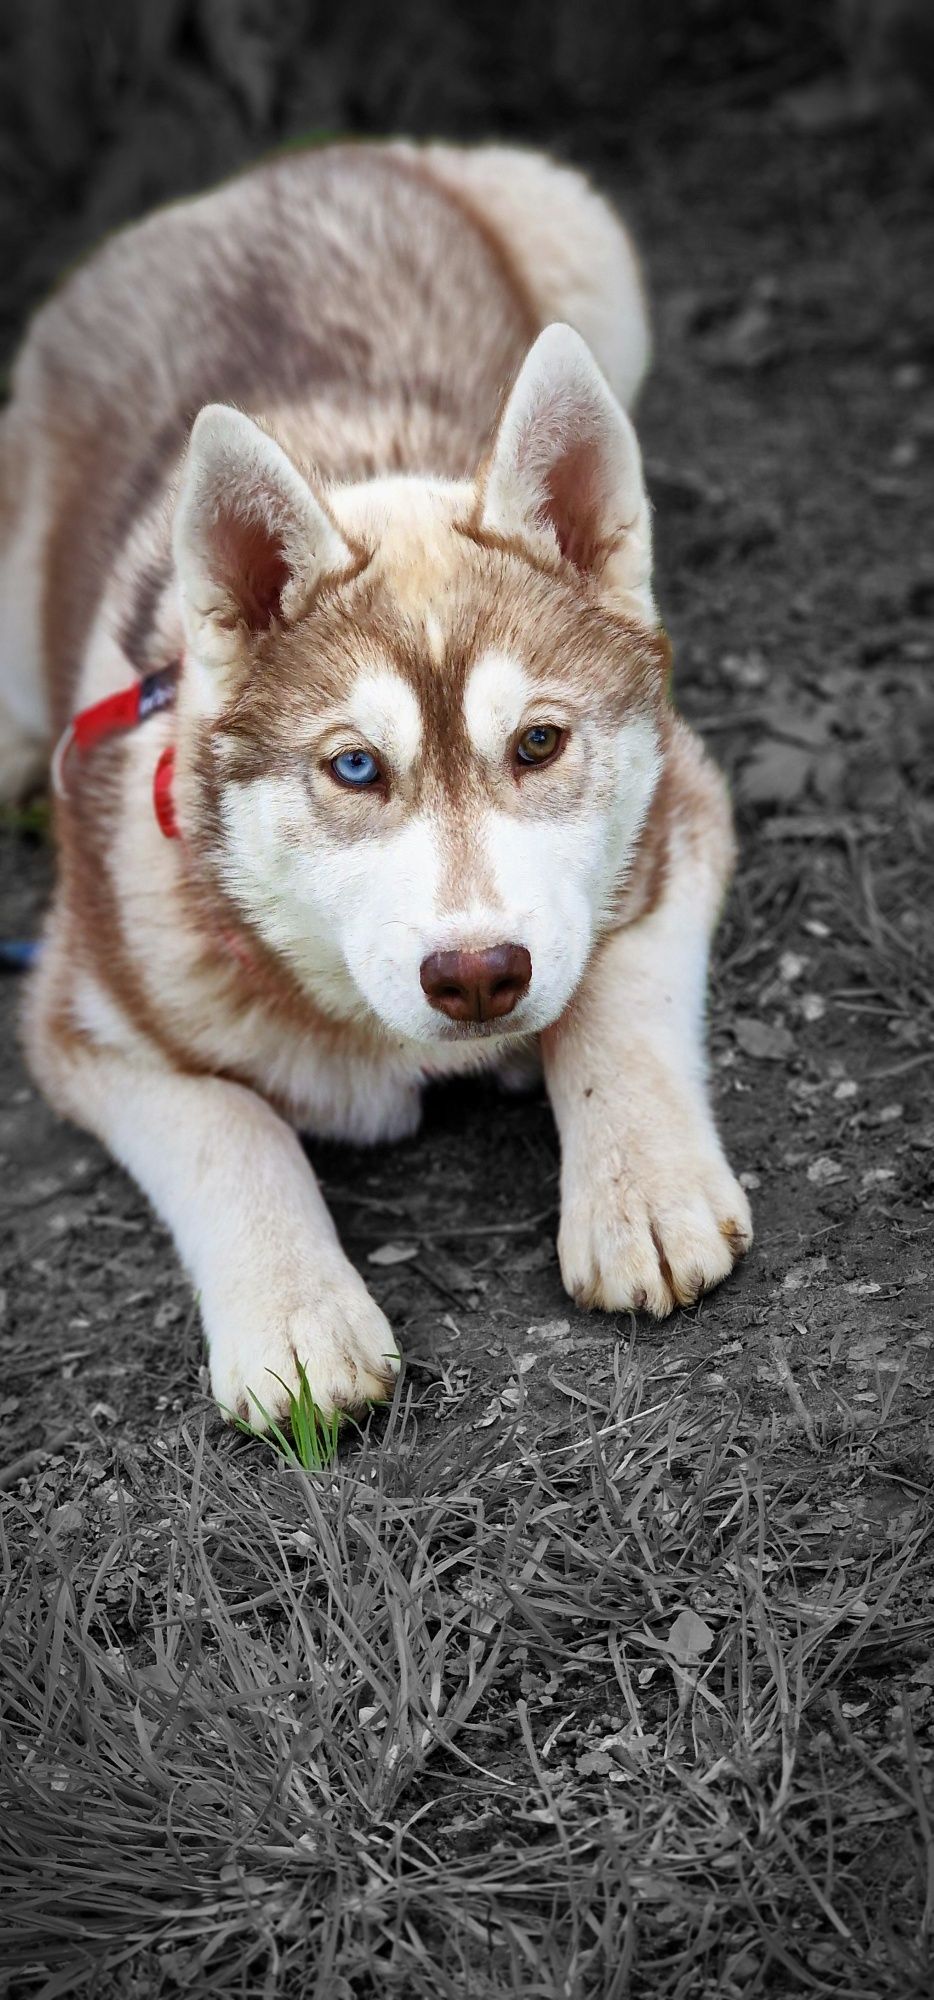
<box><xmin>543</xmin><ymin>813</ymin><xmax>752</xmax><ymax>1317</ymax></box>
<box><xmin>29</xmin><ymin>998</ymin><xmax>399</xmax><ymax>1425</ymax></box>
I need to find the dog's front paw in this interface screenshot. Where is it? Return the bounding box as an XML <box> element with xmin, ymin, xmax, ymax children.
<box><xmin>558</xmin><ymin>1145</ymin><xmax>752</xmax><ymax>1317</ymax></box>
<box><xmin>208</xmin><ymin>1261</ymin><xmax>400</xmax><ymax>1430</ymax></box>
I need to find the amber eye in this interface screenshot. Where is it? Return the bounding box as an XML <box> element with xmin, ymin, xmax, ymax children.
<box><xmin>515</xmin><ymin>724</ymin><xmax>564</xmax><ymax>769</ymax></box>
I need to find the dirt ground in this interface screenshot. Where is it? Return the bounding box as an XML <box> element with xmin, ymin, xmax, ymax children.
<box><xmin>1</xmin><ymin>46</ymin><xmax>933</xmax><ymax>1997</ymax></box>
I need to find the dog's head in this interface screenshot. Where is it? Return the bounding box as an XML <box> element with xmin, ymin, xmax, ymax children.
<box><xmin>172</xmin><ymin>325</ymin><xmax>668</xmax><ymax>1045</ymax></box>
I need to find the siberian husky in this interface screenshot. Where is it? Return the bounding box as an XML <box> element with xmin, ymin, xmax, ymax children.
<box><xmin>0</xmin><ymin>142</ymin><xmax>751</xmax><ymax>1426</ymax></box>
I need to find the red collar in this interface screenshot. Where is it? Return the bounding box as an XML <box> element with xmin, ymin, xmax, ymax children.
<box><xmin>53</xmin><ymin>664</ymin><xmax>182</xmax><ymax>839</ymax></box>
<box><xmin>52</xmin><ymin>659</ymin><xmax>284</xmax><ymax>995</ymax></box>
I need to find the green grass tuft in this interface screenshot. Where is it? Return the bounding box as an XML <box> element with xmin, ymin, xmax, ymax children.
<box><xmin>0</xmin><ymin>795</ymin><xmax>51</xmax><ymax>839</ymax></box>
<box><xmin>228</xmin><ymin>1359</ymin><xmax>345</xmax><ymax>1469</ymax></box>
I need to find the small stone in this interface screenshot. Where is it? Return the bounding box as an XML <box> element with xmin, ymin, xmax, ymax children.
<box><xmin>733</xmin><ymin>1016</ymin><xmax>795</xmax><ymax>1062</ymax></box>
<box><xmin>721</xmin><ymin>649</ymin><xmax>769</xmax><ymax>689</ymax></box>
<box><xmin>49</xmin><ymin>1503</ymin><xmax>84</xmax><ymax>1538</ymax></box>
<box><xmin>807</xmin><ymin>1155</ymin><xmax>843</xmax><ymax>1185</ymax></box>
<box><xmin>367</xmin><ymin>1242</ymin><xmax>418</xmax><ymax>1266</ymax></box>
<box><xmin>800</xmin><ymin>993</ymin><xmax>826</xmax><ymax>1023</ymax></box>
<box><xmin>740</xmin><ymin>741</ymin><xmax>812</xmax><ymax>807</ymax></box>
<box><xmin>527</xmin><ymin>1320</ymin><xmax>571</xmax><ymax>1341</ymax></box>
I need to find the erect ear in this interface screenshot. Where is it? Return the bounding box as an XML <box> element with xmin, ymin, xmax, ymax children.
<box><xmin>479</xmin><ymin>323</ymin><xmax>654</xmax><ymax>618</ymax></box>
<box><xmin>172</xmin><ymin>405</ymin><xmax>353</xmax><ymax>673</ymax></box>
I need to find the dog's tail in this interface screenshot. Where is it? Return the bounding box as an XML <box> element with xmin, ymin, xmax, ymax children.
<box><xmin>410</xmin><ymin>142</ymin><xmax>651</xmax><ymax>411</ymax></box>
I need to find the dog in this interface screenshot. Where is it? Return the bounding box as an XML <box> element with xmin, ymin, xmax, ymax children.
<box><xmin>0</xmin><ymin>141</ymin><xmax>752</xmax><ymax>1427</ymax></box>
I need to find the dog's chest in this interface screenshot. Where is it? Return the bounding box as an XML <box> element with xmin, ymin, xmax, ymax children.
<box><xmin>231</xmin><ymin>1009</ymin><xmax>519</xmax><ymax>1145</ymax></box>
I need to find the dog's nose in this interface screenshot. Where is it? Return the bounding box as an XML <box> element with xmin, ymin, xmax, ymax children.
<box><xmin>419</xmin><ymin>944</ymin><xmax>532</xmax><ymax>1023</ymax></box>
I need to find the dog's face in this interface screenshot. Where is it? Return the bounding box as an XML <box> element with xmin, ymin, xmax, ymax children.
<box><xmin>173</xmin><ymin>326</ymin><xmax>667</xmax><ymax>1046</ymax></box>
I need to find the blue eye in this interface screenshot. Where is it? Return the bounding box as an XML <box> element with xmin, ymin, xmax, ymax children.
<box><xmin>331</xmin><ymin>748</ymin><xmax>381</xmax><ymax>788</ymax></box>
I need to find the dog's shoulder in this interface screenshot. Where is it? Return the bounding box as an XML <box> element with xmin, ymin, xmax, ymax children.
<box><xmin>613</xmin><ymin>711</ymin><xmax>737</xmax><ymax>931</ymax></box>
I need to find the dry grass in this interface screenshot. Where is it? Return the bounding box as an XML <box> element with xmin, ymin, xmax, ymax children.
<box><xmin>2</xmin><ymin>1353</ymin><xmax>931</xmax><ymax>1997</ymax></box>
